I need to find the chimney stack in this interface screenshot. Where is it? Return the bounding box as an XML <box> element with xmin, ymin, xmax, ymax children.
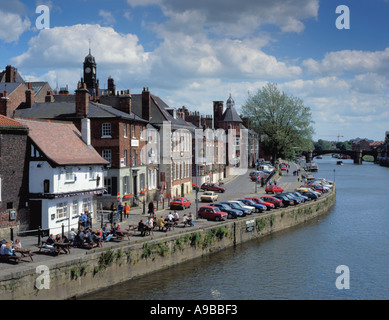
<box><xmin>119</xmin><ymin>91</ymin><xmax>131</xmax><ymax>114</ymax></box>
<box><xmin>25</xmin><ymin>82</ymin><xmax>35</xmax><ymax>108</ymax></box>
<box><xmin>213</xmin><ymin>101</ymin><xmax>224</xmax><ymax>129</ymax></box>
<box><xmin>108</xmin><ymin>76</ymin><xmax>116</xmax><ymax>96</ymax></box>
<box><xmin>75</xmin><ymin>83</ymin><xmax>89</xmax><ymax>117</ymax></box>
<box><xmin>45</xmin><ymin>90</ymin><xmax>54</xmax><ymax>102</ymax></box>
<box><xmin>142</xmin><ymin>87</ymin><xmax>151</xmax><ymax>121</ymax></box>
<box><xmin>81</xmin><ymin>117</ymin><xmax>91</xmax><ymax>147</ymax></box>
<box><xmin>5</xmin><ymin>65</ymin><xmax>16</xmax><ymax>83</ymax></box>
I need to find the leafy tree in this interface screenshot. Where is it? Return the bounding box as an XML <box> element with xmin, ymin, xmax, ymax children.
<box><xmin>315</xmin><ymin>139</ymin><xmax>333</xmax><ymax>151</ymax></box>
<box><xmin>241</xmin><ymin>83</ymin><xmax>315</xmax><ymax>162</ymax></box>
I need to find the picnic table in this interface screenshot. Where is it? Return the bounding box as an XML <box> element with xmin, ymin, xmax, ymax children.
<box><xmin>0</xmin><ymin>253</ymin><xmax>22</xmax><ymax>264</ymax></box>
<box><xmin>15</xmin><ymin>248</ymin><xmax>34</xmax><ymax>262</ymax></box>
<box><xmin>38</xmin><ymin>241</ymin><xmax>71</xmax><ymax>256</ymax></box>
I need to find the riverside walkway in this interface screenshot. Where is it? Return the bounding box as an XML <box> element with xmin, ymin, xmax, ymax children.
<box><xmin>0</xmin><ymin>162</ymin><xmax>305</xmax><ymax>277</ymax></box>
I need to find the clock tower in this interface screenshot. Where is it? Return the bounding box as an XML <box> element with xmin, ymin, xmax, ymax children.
<box><xmin>83</xmin><ymin>48</ymin><xmax>99</xmax><ymax>98</ymax></box>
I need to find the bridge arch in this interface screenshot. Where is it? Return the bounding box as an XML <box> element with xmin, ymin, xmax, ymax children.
<box><xmin>303</xmin><ymin>149</ymin><xmax>378</xmax><ymax>165</ymax></box>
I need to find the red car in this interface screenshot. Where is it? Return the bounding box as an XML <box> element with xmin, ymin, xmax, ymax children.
<box><xmin>245</xmin><ymin>197</ymin><xmax>275</xmax><ymax>210</ymax></box>
<box><xmin>200</xmin><ymin>183</ymin><xmax>226</xmax><ymax>193</ymax></box>
<box><xmin>198</xmin><ymin>206</ymin><xmax>228</xmax><ymax>221</ymax></box>
<box><xmin>265</xmin><ymin>185</ymin><xmax>284</xmax><ymax>194</ymax></box>
<box><xmin>170</xmin><ymin>197</ymin><xmax>191</xmax><ymax>210</ymax></box>
<box><xmin>260</xmin><ymin>196</ymin><xmax>283</xmax><ymax>208</ymax></box>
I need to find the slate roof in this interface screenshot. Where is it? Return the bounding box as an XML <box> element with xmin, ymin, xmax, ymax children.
<box><xmin>220</xmin><ymin>105</ymin><xmax>243</xmax><ymax>123</ymax></box>
<box><xmin>131</xmin><ymin>93</ymin><xmax>195</xmax><ymax>131</ymax></box>
<box><xmin>0</xmin><ymin>82</ymin><xmax>25</xmax><ymax>96</ymax></box>
<box><xmin>14</xmin><ymin>101</ymin><xmax>148</xmax><ymax>123</ymax></box>
<box><xmin>16</xmin><ymin>118</ymin><xmax>109</xmax><ymax>166</ymax></box>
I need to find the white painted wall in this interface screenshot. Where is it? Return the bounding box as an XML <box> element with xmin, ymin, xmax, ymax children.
<box><xmin>29</xmin><ymin>161</ymin><xmax>104</xmax><ymax>194</ymax></box>
<box><xmin>29</xmin><ymin>161</ymin><xmax>104</xmax><ymax>234</ymax></box>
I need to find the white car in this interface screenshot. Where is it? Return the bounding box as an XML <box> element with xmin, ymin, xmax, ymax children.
<box><xmin>227</xmin><ymin>200</ymin><xmax>255</xmax><ymax>214</ymax></box>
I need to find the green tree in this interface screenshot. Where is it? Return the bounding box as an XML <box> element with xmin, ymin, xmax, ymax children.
<box><xmin>241</xmin><ymin>83</ymin><xmax>315</xmax><ymax>162</ymax></box>
<box><xmin>315</xmin><ymin>139</ymin><xmax>333</xmax><ymax>151</ymax></box>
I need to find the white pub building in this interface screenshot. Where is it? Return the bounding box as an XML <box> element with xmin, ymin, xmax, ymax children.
<box><xmin>17</xmin><ymin>118</ymin><xmax>108</xmax><ymax>234</ymax></box>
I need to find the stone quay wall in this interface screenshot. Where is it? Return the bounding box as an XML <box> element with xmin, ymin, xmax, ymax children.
<box><xmin>0</xmin><ymin>188</ymin><xmax>336</xmax><ymax>300</ymax></box>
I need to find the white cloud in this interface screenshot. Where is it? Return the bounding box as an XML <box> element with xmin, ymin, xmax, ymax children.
<box><xmin>99</xmin><ymin>10</ymin><xmax>116</xmax><ymax>26</ymax></box>
<box><xmin>0</xmin><ymin>9</ymin><xmax>30</xmax><ymax>43</ymax></box>
<box><xmin>128</xmin><ymin>0</ymin><xmax>319</xmax><ymax>37</ymax></box>
<box><xmin>303</xmin><ymin>48</ymin><xmax>389</xmax><ymax>76</ymax></box>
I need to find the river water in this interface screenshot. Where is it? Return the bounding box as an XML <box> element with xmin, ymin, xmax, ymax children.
<box><xmin>82</xmin><ymin>156</ymin><xmax>389</xmax><ymax>300</ymax></box>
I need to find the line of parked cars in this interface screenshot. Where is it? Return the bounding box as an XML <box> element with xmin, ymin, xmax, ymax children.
<box><xmin>175</xmin><ymin>176</ymin><xmax>333</xmax><ymax>222</ymax></box>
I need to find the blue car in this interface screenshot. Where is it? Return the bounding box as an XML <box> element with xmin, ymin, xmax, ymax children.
<box><xmin>238</xmin><ymin>199</ymin><xmax>266</xmax><ymax>213</ymax></box>
<box><xmin>220</xmin><ymin>202</ymin><xmax>251</xmax><ymax>215</ymax></box>
<box><xmin>280</xmin><ymin>193</ymin><xmax>302</xmax><ymax>205</ymax></box>
<box><xmin>292</xmin><ymin>191</ymin><xmax>311</xmax><ymax>202</ymax></box>
<box><xmin>209</xmin><ymin>203</ymin><xmax>245</xmax><ymax>219</ymax></box>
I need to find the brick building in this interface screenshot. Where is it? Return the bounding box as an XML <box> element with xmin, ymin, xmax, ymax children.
<box><xmin>0</xmin><ymin>115</ymin><xmax>29</xmax><ymax>238</ymax></box>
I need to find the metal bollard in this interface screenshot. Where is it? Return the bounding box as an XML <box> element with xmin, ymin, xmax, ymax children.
<box><xmin>38</xmin><ymin>226</ymin><xmax>42</xmax><ymax>246</ymax></box>
<box><xmin>62</xmin><ymin>224</ymin><xmax>64</xmax><ymax>238</ymax></box>
<box><xmin>10</xmin><ymin>227</ymin><xmax>14</xmax><ymax>242</ymax></box>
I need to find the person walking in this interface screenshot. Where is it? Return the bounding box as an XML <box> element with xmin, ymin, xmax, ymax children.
<box><xmin>148</xmin><ymin>201</ymin><xmax>155</xmax><ymax>216</ymax></box>
<box><xmin>117</xmin><ymin>202</ymin><xmax>123</xmax><ymax>221</ymax></box>
<box><xmin>124</xmin><ymin>202</ymin><xmax>130</xmax><ymax>219</ymax></box>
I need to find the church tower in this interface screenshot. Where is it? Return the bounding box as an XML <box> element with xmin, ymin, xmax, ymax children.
<box><xmin>83</xmin><ymin>47</ymin><xmax>99</xmax><ymax>98</ymax></box>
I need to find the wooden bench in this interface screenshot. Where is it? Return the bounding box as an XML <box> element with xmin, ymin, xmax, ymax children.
<box><xmin>15</xmin><ymin>248</ymin><xmax>33</xmax><ymax>262</ymax></box>
<box><xmin>109</xmin><ymin>231</ymin><xmax>130</xmax><ymax>242</ymax></box>
<box><xmin>38</xmin><ymin>241</ymin><xmax>71</xmax><ymax>255</ymax></box>
<box><xmin>37</xmin><ymin>241</ymin><xmax>61</xmax><ymax>256</ymax></box>
<box><xmin>0</xmin><ymin>254</ymin><xmax>22</xmax><ymax>264</ymax></box>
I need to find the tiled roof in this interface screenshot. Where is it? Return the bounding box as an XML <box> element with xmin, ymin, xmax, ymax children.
<box><xmin>0</xmin><ymin>115</ymin><xmax>28</xmax><ymax>130</ymax></box>
<box><xmin>16</xmin><ymin>118</ymin><xmax>109</xmax><ymax>166</ymax></box>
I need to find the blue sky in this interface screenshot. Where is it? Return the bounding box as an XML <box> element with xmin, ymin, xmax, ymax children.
<box><xmin>1</xmin><ymin>0</ymin><xmax>389</xmax><ymax>141</ymax></box>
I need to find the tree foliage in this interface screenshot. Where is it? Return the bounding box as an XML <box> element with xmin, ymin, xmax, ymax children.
<box><xmin>241</xmin><ymin>83</ymin><xmax>315</xmax><ymax>161</ymax></box>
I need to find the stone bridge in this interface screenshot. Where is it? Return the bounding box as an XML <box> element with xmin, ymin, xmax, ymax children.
<box><xmin>303</xmin><ymin>149</ymin><xmax>378</xmax><ymax>165</ymax></box>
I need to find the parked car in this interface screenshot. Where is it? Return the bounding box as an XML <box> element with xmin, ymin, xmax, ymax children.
<box><xmin>280</xmin><ymin>193</ymin><xmax>302</xmax><ymax>205</ymax></box>
<box><xmin>209</xmin><ymin>203</ymin><xmax>245</xmax><ymax>219</ymax></box>
<box><xmin>274</xmin><ymin>194</ymin><xmax>295</xmax><ymax>207</ymax></box>
<box><xmin>297</xmin><ymin>190</ymin><xmax>319</xmax><ymax>200</ymax></box>
<box><xmin>292</xmin><ymin>191</ymin><xmax>311</xmax><ymax>202</ymax></box>
<box><xmin>238</xmin><ymin>199</ymin><xmax>266</xmax><ymax>213</ymax></box>
<box><xmin>200</xmin><ymin>183</ymin><xmax>226</xmax><ymax>193</ymax></box>
<box><xmin>249</xmin><ymin>171</ymin><xmax>261</xmax><ymax>178</ymax></box>
<box><xmin>265</xmin><ymin>185</ymin><xmax>284</xmax><ymax>194</ymax></box>
<box><xmin>170</xmin><ymin>197</ymin><xmax>191</xmax><ymax>210</ymax></box>
<box><xmin>198</xmin><ymin>206</ymin><xmax>228</xmax><ymax>221</ymax></box>
<box><xmin>220</xmin><ymin>202</ymin><xmax>251</xmax><ymax>215</ymax></box>
<box><xmin>245</xmin><ymin>197</ymin><xmax>275</xmax><ymax>210</ymax></box>
<box><xmin>260</xmin><ymin>196</ymin><xmax>283</xmax><ymax>208</ymax></box>
<box><xmin>227</xmin><ymin>200</ymin><xmax>255</xmax><ymax>214</ymax></box>
<box><xmin>200</xmin><ymin>191</ymin><xmax>218</xmax><ymax>202</ymax></box>
<box><xmin>286</xmin><ymin>192</ymin><xmax>307</xmax><ymax>203</ymax></box>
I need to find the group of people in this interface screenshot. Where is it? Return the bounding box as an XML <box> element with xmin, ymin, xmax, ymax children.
<box><xmin>137</xmin><ymin>211</ymin><xmax>194</xmax><ymax>236</ymax></box>
<box><xmin>67</xmin><ymin>223</ymin><xmax>127</xmax><ymax>248</ymax></box>
<box><xmin>111</xmin><ymin>202</ymin><xmax>131</xmax><ymax>221</ymax></box>
<box><xmin>0</xmin><ymin>239</ymin><xmax>22</xmax><ymax>256</ymax></box>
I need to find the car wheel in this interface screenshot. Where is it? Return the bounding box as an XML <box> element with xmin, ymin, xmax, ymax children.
<box><xmin>215</xmin><ymin>217</ymin><xmax>220</xmax><ymax>221</ymax></box>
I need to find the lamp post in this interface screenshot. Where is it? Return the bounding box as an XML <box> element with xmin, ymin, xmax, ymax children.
<box><xmin>195</xmin><ymin>164</ymin><xmax>199</xmax><ymax>219</ymax></box>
